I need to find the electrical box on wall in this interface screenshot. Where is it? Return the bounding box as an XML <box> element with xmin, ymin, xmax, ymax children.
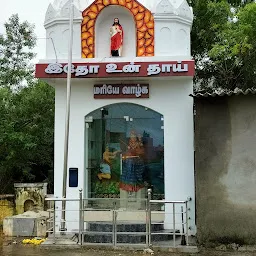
<box><xmin>69</xmin><ymin>168</ymin><xmax>78</xmax><ymax>187</ymax></box>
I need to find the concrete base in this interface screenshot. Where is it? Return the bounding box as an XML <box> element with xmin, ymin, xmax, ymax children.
<box><xmin>83</xmin><ymin>210</ymin><xmax>165</xmax><ymax>222</ymax></box>
<box><xmin>120</xmin><ymin>188</ymin><xmax>146</xmax><ymax>210</ymax></box>
<box><xmin>3</xmin><ymin>211</ymin><xmax>48</xmax><ymax>237</ymax></box>
<box><xmin>41</xmin><ymin>236</ymin><xmax>198</xmax><ymax>253</ymax></box>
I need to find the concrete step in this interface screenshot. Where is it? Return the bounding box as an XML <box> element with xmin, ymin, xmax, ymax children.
<box><xmin>87</xmin><ymin>222</ymin><xmax>164</xmax><ymax>232</ymax></box>
<box><xmin>83</xmin><ymin>233</ymin><xmax>176</xmax><ymax>244</ymax></box>
<box><xmin>83</xmin><ymin>223</ymin><xmax>180</xmax><ymax>244</ymax></box>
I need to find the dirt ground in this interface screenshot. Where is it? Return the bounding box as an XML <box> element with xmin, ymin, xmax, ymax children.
<box><xmin>2</xmin><ymin>234</ymin><xmax>256</xmax><ymax>256</ymax></box>
<box><xmin>2</xmin><ymin>244</ymin><xmax>256</xmax><ymax>256</ymax></box>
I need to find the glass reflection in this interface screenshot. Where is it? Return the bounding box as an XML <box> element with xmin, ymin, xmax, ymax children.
<box><xmin>86</xmin><ymin>103</ymin><xmax>164</xmax><ymax>202</ymax></box>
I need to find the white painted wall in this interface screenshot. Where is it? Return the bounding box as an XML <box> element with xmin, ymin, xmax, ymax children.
<box><xmin>43</xmin><ymin>0</ymin><xmax>195</xmax><ymax>235</ymax></box>
<box><xmin>46</xmin><ymin>21</ymin><xmax>82</xmax><ymax>60</ymax></box>
<box><xmin>53</xmin><ymin>78</ymin><xmax>195</xmax><ymax>234</ymax></box>
<box><xmin>154</xmin><ymin>19</ymin><xmax>191</xmax><ymax>57</ymax></box>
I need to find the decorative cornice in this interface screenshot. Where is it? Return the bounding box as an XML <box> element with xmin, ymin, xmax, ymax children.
<box><xmin>44</xmin><ymin>0</ymin><xmax>83</xmax><ymax>27</ymax></box>
<box><xmin>60</xmin><ymin>0</ymin><xmax>81</xmax><ymax>18</ymax></box>
<box><xmin>154</xmin><ymin>14</ymin><xmax>193</xmax><ymax>27</ymax></box>
<box><xmin>45</xmin><ymin>4</ymin><xmax>57</xmax><ymax>24</ymax></box>
<box><xmin>176</xmin><ymin>0</ymin><xmax>193</xmax><ymax>21</ymax></box>
<box><xmin>153</xmin><ymin>0</ymin><xmax>193</xmax><ymax>22</ymax></box>
<box><xmin>44</xmin><ymin>17</ymin><xmax>83</xmax><ymax>29</ymax></box>
<box><xmin>156</xmin><ymin>0</ymin><xmax>177</xmax><ymax>15</ymax></box>
<box><xmin>44</xmin><ymin>0</ymin><xmax>193</xmax><ymax>28</ymax></box>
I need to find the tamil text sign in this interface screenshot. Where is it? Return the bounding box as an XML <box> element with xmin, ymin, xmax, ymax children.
<box><xmin>35</xmin><ymin>61</ymin><xmax>195</xmax><ymax>79</ymax></box>
<box><xmin>94</xmin><ymin>84</ymin><xmax>149</xmax><ymax>99</ymax></box>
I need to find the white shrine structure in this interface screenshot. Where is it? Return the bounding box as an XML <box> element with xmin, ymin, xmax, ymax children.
<box><xmin>36</xmin><ymin>0</ymin><xmax>196</xmax><ymax>240</ymax></box>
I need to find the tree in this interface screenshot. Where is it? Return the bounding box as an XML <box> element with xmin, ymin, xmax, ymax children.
<box><xmin>0</xmin><ymin>81</ymin><xmax>55</xmax><ymax>193</ymax></box>
<box><xmin>0</xmin><ymin>14</ymin><xmax>36</xmax><ymax>90</ymax></box>
<box><xmin>0</xmin><ymin>14</ymin><xmax>54</xmax><ymax>193</ymax></box>
<box><xmin>190</xmin><ymin>0</ymin><xmax>256</xmax><ymax>92</ymax></box>
<box><xmin>228</xmin><ymin>0</ymin><xmax>255</xmax><ymax>7</ymax></box>
<box><xmin>190</xmin><ymin>0</ymin><xmax>232</xmax><ymax>91</ymax></box>
<box><xmin>207</xmin><ymin>3</ymin><xmax>256</xmax><ymax>90</ymax></box>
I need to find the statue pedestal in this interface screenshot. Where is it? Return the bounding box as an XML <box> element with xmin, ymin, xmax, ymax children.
<box><xmin>120</xmin><ymin>188</ymin><xmax>146</xmax><ymax>210</ymax></box>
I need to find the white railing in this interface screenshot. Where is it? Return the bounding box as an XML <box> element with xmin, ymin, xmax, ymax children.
<box><xmin>45</xmin><ymin>189</ymin><xmax>191</xmax><ymax>248</ymax></box>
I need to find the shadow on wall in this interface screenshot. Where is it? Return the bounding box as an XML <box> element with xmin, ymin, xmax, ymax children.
<box><xmin>24</xmin><ymin>199</ymin><xmax>35</xmax><ymax>212</ymax></box>
<box><xmin>195</xmin><ymin>95</ymin><xmax>256</xmax><ymax>245</ymax></box>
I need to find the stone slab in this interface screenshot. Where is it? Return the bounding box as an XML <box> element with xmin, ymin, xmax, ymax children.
<box><xmin>3</xmin><ymin>211</ymin><xmax>48</xmax><ymax>237</ymax></box>
<box><xmin>13</xmin><ymin>218</ymin><xmax>36</xmax><ymax>237</ymax></box>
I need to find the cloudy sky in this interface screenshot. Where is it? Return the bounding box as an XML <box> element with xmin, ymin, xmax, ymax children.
<box><xmin>0</xmin><ymin>0</ymin><xmax>52</xmax><ymax>61</ymax></box>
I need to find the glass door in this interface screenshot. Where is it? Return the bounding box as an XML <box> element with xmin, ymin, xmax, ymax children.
<box><xmin>85</xmin><ymin>111</ymin><xmax>127</xmax><ymax>199</ymax></box>
<box><xmin>85</xmin><ymin>103</ymin><xmax>164</xmax><ymax>201</ymax></box>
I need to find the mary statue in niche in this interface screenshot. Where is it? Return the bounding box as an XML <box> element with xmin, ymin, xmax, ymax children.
<box><xmin>110</xmin><ymin>18</ymin><xmax>124</xmax><ymax>57</ymax></box>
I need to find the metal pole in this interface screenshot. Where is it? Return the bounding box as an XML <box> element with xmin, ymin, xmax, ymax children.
<box><xmin>146</xmin><ymin>194</ymin><xmax>149</xmax><ymax>247</ymax></box>
<box><xmin>114</xmin><ymin>201</ymin><xmax>117</xmax><ymax>247</ymax></box>
<box><xmin>81</xmin><ymin>197</ymin><xmax>84</xmax><ymax>245</ymax></box>
<box><xmin>185</xmin><ymin>201</ymin><xmax>189</xmax><ymax>246</ymax></box>
<box><xmin>181</xmin><ymin>206</ymin><xmax>186</xmax><ymax>245</ymax></box>
<box><xmin>84</xmin><ymin>123</ymin><xmax>89</xmax><ymax>201</ymax></box>
<box><xmin>60</xmin><ymin>0</ymin><xmax>74</xmax><ymax>232</ymax></box>
<box><xmin>53</xmin><ymin>201</ymin><xmax>56</xmax><ymax>244</ymax></box>
<box><xmin>79</xmin><ymin>189</ymin><xmax>83</xmax><ymax>245</ymax></box>
<box><xmin>112</xmin><ymin>200</ymin><xmax>117</xmax><ymax>247</ymax></box>
<box><xmin>147</xmin><ymin>188</ymin><xmax>152</xmax><ymax>247</ymax></box>
<box><xmin>173</xmin><ymin>203</ymin><xmax>176</xmax><ymax>247</ymax></box>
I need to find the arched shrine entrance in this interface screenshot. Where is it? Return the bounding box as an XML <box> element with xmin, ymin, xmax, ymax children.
<box><xmin>85</xmin><ymin>103</ymin><xmax>164</xmax><ymax>208</ymax></box>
